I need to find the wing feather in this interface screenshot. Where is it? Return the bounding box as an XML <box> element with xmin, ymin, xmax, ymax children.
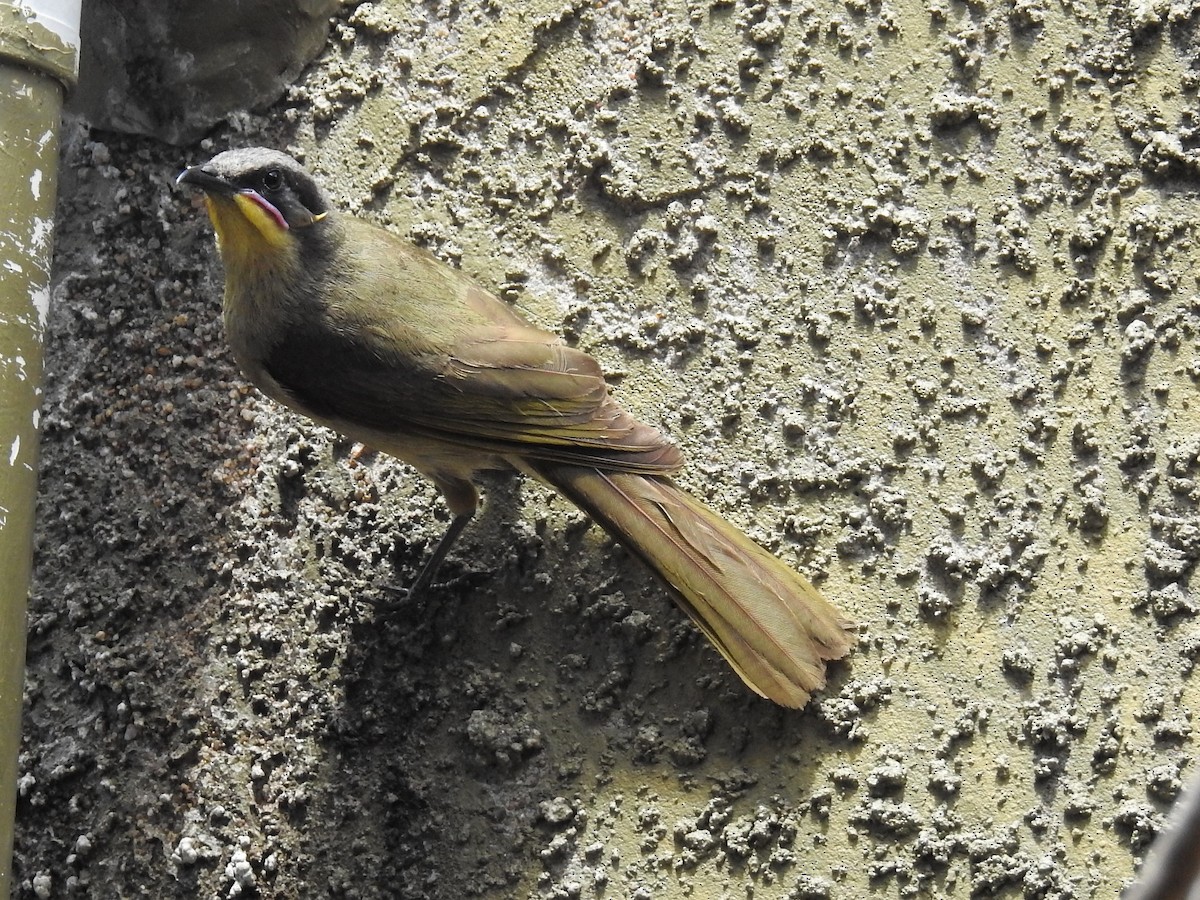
<box><xmin>263</xmin><ymin>316</ymin><xmax>682</xmax><ymax>473</ymax></box>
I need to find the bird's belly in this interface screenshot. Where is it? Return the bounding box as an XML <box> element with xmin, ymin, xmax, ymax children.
<box><xmin>328</xmin><ymin>419</ymin><xmax>507</xmax><ymax>483</ymax></box>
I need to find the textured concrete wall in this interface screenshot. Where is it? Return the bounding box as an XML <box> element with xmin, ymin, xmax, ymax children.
<box><xmin>15</xmin><ymin>0</ymin><xmax>1200</xmax><ymax>897</ymax></box>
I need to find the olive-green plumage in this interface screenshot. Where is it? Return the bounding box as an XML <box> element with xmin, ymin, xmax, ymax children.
<box><xmin>179</xmin><ymin>147</ymin><xmax>853</xmax><ymax>707</ymax></box>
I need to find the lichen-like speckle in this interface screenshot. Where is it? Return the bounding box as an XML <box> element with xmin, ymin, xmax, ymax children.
<box><xmin>14</xmin><ymin>0</ymin><xmax>1200</xmax><ymax>897</ymax></box>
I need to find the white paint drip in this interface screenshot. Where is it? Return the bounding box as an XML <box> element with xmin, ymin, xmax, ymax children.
<box><xmin>31</xmin><ymin>168</ymin><xmax>43</xmax><ymax>201</ymax></box>
<box><xmin>32</xmin><ymin>284</ymin><xmax>50</xmax><ymax>330</ymax></box>
<box><xmin>9</xmin><ymin>435</ymin><xmax>20</xmax><ymax>466</ymax></box>
<box><xmin>32</xmin><ymin>216</ymin><xmax>55</xmax><ymax>252</ymax></box>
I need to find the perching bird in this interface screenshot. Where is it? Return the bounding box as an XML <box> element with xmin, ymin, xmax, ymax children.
<box><xmin>178</xmin><ymin>147</ymin><xmax>853</xmax><ymax>707</ymax></box>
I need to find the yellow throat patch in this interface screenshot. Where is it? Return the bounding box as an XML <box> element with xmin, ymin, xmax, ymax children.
<box><xmin>204</xmin><ymin>193</ymin><xmax>295</xmax><ymax>278</ymax></box>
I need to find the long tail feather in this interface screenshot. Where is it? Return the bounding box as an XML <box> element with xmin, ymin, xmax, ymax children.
<box><xmin>528</xmin><ymin>462</ymin><xmax>854</xmax><ymax>707</ymax></box>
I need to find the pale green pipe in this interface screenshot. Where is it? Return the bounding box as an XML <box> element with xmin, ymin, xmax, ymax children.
<box><xmin>0</xmin><ymin>2</ymin><xmax>79</xmax><ymax>895</ymax></box>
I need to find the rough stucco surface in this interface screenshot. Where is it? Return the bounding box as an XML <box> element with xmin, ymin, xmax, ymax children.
<box><xmin>14</xmin><ymin>0</ymin><xmax>1200</xmax><ymax>898</ymax></box>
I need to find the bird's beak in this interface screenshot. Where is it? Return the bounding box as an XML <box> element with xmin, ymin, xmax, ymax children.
<box><xmin>177</xmin><ymin>165</ymin><xmax>290</xmax><ymax>233</ymax></box>
<box><xmin>177</xmin><ymin>165</ymin><xmax>235</xmax><ymax>194</ymax></box>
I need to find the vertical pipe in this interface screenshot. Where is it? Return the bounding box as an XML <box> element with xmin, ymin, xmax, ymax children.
<box><xmin>0</xmin><ymin>2</ymin><xmax>80</xmax><ymax>894</ymax></box>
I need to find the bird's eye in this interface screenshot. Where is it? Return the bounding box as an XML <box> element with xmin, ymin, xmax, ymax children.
<box><xmin>261</xmin><ymin>169</ymin><xmax>284</xmax><ymax>192</ymax></box>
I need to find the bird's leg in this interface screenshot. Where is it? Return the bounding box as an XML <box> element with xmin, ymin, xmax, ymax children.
<box><xmin>383</xmin><ymin>475</ymin><xmax>480</xmax><ymax>600</ymax></box>
<box><xmin>406</xmin><ymin>510</ymin><xmax>474</xmax><ymax>597</ymax></box>
<box><xmin>373</xmin><ymin>510</ymin><xmax>474</xmax><ymax>605</ymax></box>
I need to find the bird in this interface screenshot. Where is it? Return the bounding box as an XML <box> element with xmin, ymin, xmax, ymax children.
<box><xmin>177</xmin><ymin>147</ymin><xmax>854</xmax><ymax>707</ymax></box>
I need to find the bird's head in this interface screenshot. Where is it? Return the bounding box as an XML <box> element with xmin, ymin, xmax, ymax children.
<box><xmin>177</xmin><ymin>148</ymin><xmax>334</xmax><ymax>275</ymax></box>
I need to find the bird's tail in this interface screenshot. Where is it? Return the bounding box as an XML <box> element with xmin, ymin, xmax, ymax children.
<box><xmin>527</xmin><ymin>462</ymin><xmax>854</xmax><ymax>707</ymax></box>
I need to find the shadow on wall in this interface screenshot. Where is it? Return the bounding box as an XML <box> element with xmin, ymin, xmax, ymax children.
<box><xmin>69</xmin><ymin>0</ymin><xmax>340</xmax><ymax>145</ymax></box>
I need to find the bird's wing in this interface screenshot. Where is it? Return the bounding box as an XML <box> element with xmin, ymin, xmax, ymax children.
<box><xmin>262</xmin><ymin>315</ymin><xmax>683</xmax><ymax>473</ymax></box>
